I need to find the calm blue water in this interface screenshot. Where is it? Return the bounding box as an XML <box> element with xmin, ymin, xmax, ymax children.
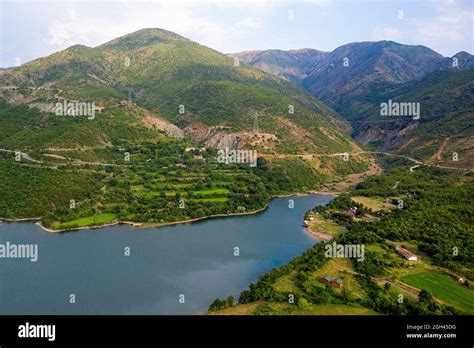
<box><xmin>0</xmin><ymin>194</ymin><xmax>332</xmax><ymax>314</ymax></box>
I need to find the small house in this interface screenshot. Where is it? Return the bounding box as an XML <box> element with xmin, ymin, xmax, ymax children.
<box><xmin>330</xmin><ymin>278</ymin><xmax>343</xmax><ymax>289</ymax></box>
<box><xmin>342</xmin><ymin>207</ymin><xmax>358</xmax><ymax>217</ymax></box>
<box><xmin>395</xmin><ymin>246</ymin><xmax>417</xmax><ymax>261</ymax></box>
<box><xmin>319</xmin><ymin>275</ymin><xmax>331</xmax><ymax>285</ymax></box>
<box><xmin>319</xmin><ymin>275</ymin><xmax>343</xmax><ymax>289</ymax></box>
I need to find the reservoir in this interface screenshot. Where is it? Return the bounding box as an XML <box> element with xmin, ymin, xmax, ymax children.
<box><xmin>0</xmin><ymin>194</ymin><xmax>332</xmax><ymax>314</ymax></box>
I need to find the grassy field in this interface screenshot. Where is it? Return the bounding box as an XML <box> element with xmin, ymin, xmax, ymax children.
<box><xmin>209</xmin><ymin>301</ymin><xmax>379</xmax><ymax>315</ymax></box>
<box><xmin>308</xmin><ymin>214</ymin><xmax>347</xmax><ymax>237</ymax></box>
<box><xmin>401</xmin><ymin>271</ymin><xmax>474</xmax><ymax>313</ymax></box>
<box><xmin>139</xmin><ymin>188</ymin><xmax>232</xmax><ymax>198</ymax></box>
<box><xmin>55</xmin><ymin>213</ymin><xmax>117</xmax><ymax>229</ymax></box>
<box><xmin>291</xmin><ymin>304</ymin><xmax>380</xmax><ymax>315</ymax></box>
<box><xmin>191</xmin><ymin>197</ymin><xmax>229</xmax><ymax>203</ymax></box>
<box><xmin>380</xmin><ymin>280</ymin><xmax>418</xmax><ymax>302</ymax></box>
<box><xmin>192</xmin><ymin>188</ymin><xmax>231</xmax><ymax>195</ymax></box>
<box><xmin>273</xmin><ymin>272</ymin><xmax>301</xmax><ymax>294</ymax></box>
<box><xmin>208</xmin><ymin>301</ymin><xmax>264</xmax><ymax>315</ymax></box>
<box><xmin>306</xmin><ymin>258</ymin><xmax>366</xmax><ymax>299</ymax></box>
<box><xmin>351</xmin><ymin>196</ymin><xmax>395</xmax><ymax>211</ymax></box>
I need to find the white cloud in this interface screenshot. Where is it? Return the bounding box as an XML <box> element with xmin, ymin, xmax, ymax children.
<box><xmin>3</xmin><ymin>0</ymin><xmax>471</xmax><ymax>66</ymax></box>
<box><xmin>234</xmin><ymin>17</ymin><xmax>263</xmax><ymax>30</ymax></box>
<box><xmin>46</xmin><ymin>20</ymin><xmax>95</xmax><ymax>46</ymax></box>
<box><xmin>41</xmin><ymin>1</ymin><xmax>268</xmax><ymax>53</ymax></box>
<box><xmin>369</xmin><ymin>0</ymin><xmax>473</xmax><ymax>55</ymax></box>
<box><xmin>372</xmin><ymin>27</ymin><xmax>403</xmax><ymax>41</ymax></box>
<box><xmin>411</xmin><ymin>0</ymin><xmax>473</xmax><ymax>52</ymax></box>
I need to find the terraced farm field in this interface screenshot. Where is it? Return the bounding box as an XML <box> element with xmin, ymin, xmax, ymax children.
<box><xmin>54</xmin><ymin>213</ymin><xmax>118</xmax><ymax>230</ymax></box>
<box><xmin>401</xmin><ymin>271</ymin><xmax>474</xmax><ymax>313</ymax></box>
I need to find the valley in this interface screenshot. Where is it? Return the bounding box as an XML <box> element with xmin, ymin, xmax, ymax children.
<box><xmin>232</xmin><ymin>43</ymin><xmax>474</xmax><ymax>168</ymax></box>
<box><xmin>0</xmin><ymin>26</ymin><xmax>472</xmax><ymax>320</ymax></box>
<box><xmin>0</xmin><ymin>29</ymin><xmax>373</xmax><ymax>231</ymax></box>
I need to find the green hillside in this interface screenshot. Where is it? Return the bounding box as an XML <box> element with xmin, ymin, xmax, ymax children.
<box><xmin>0</xmin><ymin>28</ymin><xmax>371</xmax><ymax>229</ymax></box>
<box><xmin>0</xmin><ymin>28</ymin><xmax>355</xmax><ymax>155</ymax></box>
<box><xmin>354</xmin><ymin>69</ymin><xmax>474</xmax><ymax>167</ymax></box>
<box><xmin>233</xmin><ymin>43</ymin><xmax>473</xmax><ymax>168</ymax></box>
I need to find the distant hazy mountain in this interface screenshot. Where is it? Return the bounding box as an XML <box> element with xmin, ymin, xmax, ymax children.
<box><xmin>232</xmin><ymin>41</ymin><xmax>473</xmax><ymax>166</ymax></box>
<box><xmin>0</xmin><ymin>28</ymin><xmax>356</xmax><ymax>154</ymax></box>
<box><xmin>230</xmin><ymin>48</ymin><xmax>328</xmax><ymax>85</ymax></box>
<box><xmin>439</xmin><ymin>51</ymin><xmax>474</xmax><ymax>70</ymax></box>
<box><xmin>302</xmin><ymin>41</ymin><xmax>447</xmax><ymax>119</ymax></box>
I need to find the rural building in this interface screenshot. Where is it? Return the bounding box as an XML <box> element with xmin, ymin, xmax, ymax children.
<box><xmin>319</xmin><ymin>275</ymin><xmax>343</xmax><ymax>288</ymax></box>
<box><xmin>395</xmin><ymin>246</ymin><xmax>417</xmax><ymax>261</ymax></box>
<box><xmin>319</xmin><ymin>275</ymin><xmax>331</xmax><ymax>285</ymax></box>
<box><xmin>185</xmin><ymin>147</ymin><xmax>207</xmax><ymax>152</ymax></box>
<box><xmin>342</xmin><ymin>207</ymin><xmax>358</xmax><ymax>217</ymax></box>
<box><xmin>330</xmin><ymin>278</ymin><xmax>343</xmax><ymax>289</ymax></box>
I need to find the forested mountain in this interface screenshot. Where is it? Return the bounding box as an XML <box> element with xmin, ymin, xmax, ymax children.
<box><xmin>232</xmin><ymin>41</ymin><xmax>473</xmax><ymax>166</ymax></box>
<box><xmin>354</xmin><ymin>69</ymin><xmax>474</xmax><ymax>168</ymax></box>
<box><xmin>0</xmin><ymin>28</ymin><xmax>355</xmax><ymax>155</ymax></box>
<box><xmin>0</xmin><ymin>28</ymin><xmax>370</xmax><ymax>227</ymax></box>
<box><xmin>301</xmin><ymin>41</ymin><xmax>448</xmax><ymax>120</ymax></box>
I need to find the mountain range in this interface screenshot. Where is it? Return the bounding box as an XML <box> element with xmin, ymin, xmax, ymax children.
<box><xmin>231</xmin><ymin>41</ymin><xmax>473</xmax><ymax>167</ymax></box>
<box><xmin>0</xmin><ymin>28</ymin><xmax>357</xmax><ymax>157</ymax></box>
<box><xmin>1</xmin><ymin>28</ymin><xmax>376</xmax><ymax>223</ymax></box>
<box><xmin>0</xmin><ymin>29</ymin><xmax>472</xmax><ymax>182</ymax></box>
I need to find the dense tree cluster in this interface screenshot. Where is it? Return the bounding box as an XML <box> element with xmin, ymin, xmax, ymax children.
<box><xmin>225</xmin><ymin>166</ymin><xmax>473</xmax><ymax>315</ymax></box>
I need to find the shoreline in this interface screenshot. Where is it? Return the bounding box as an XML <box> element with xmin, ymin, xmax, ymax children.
<box><xmin>11</xmin><ymin>191</ymin><xmax>336</xmax><ymax>234</ymax></box>
<box><xmin>35</xmin><ymin>220</ymin><xmax>142</xmax><ymax>233</ymax></box>
<box><xmin>0</xmin><ymin>217</ymin><xmax>41</xmax><ymax>222</ymax></box>
<box><xmin>309</xmin><ymin>190</ymin><xmax>340</xmax><ymax>197</ymax></box>
<box><xmin>304</xmin><ymin>225</ymin><xmax>333</xmax><ymax>242</ymax></box>
<box><xmin>139</xmin><ymin>205</ymin><xmax>269</xmax><ymax>229</ymax></box>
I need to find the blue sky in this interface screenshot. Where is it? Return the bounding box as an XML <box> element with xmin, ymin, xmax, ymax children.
<box><xmin>1</xmin><ymin>0</ymin><xmax>473</xmax><ymax>67</ymax></box>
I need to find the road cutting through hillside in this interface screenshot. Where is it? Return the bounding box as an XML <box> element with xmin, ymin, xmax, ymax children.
<box><xmin>259</xmin><ymin>151</ymin><xmax>469</xmax><ymax>171</ymax></box>
<box><xmin>1</xmin><ymin>147</ymin><xmax>470</xmax><ymax>171</ymax></box>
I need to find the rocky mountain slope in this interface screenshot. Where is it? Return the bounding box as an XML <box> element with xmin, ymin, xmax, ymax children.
<box><xmin>0</xmin><ymin>28</ymin><xmax>356</xmax><ymax>155</ymax></box>
<box><xmin>232</xmin><ymin>41</ymin><xmax>473</xmax><ymax>167</ymax></box>
<box><xmin>231</xmin><ymin>48</ymin><xmax>328</xmax><ymax>85</ymax></box>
